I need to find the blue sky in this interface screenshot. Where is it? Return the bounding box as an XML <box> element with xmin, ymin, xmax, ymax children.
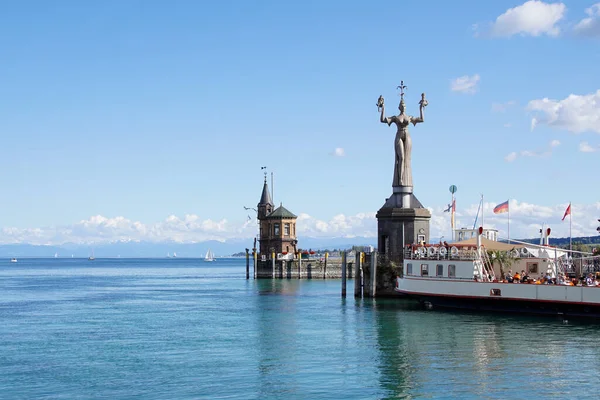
<box><xmin>0</xmin><ymin>0</ymin><xmax>599</xmax><ymax>244</ymax></box>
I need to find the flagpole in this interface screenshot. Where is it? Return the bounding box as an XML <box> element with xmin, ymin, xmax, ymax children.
<box><xmin>481</xmin><ymin>194</ymin><xmax>484</xmax><ymax>229</ymax></box>
<box><xmin>569</xmin><ymin>201</ymin><xmax>572</xmax><ymax>253</ymax></box>
<box><xmin>508</xmin><ymin>199</ymin><xmax>510</xmax><ymax>244</ymax></box>
<box><xmin>451</xmin><ymin>193</ymin><xmax>455</xmax><ymax>241</ymax></box>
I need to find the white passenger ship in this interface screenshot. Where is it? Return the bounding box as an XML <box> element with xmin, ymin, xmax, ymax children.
<box><xmin>395</xmin><ymin>228</ymin><xmax>600</xmax><ymax>319</ymax></box>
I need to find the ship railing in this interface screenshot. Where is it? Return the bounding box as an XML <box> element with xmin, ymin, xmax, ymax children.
<box><xmin>403</xmin><ymin>245</ymin><xmax>480</xmax><ymax>261</ymax></box>
<box><xmin>479</xmin><ymin>248</ymin><xmax>496</xmax><ymax>281</ymax></box>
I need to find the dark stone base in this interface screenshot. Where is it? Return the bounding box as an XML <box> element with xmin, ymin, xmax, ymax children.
<box><xmin>376</xmin><ymin>194</ymin><xmax>431</xmax><ymax>264</ymax></box>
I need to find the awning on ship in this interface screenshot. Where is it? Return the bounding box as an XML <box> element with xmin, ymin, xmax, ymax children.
<box><xmin>450</xmin><ymin>237</ymin><xmax>568</xmax><ymax>258</ymax></box>
<box><xmin>450</xmin><ymin>237</ymin><xmax>523</xmax><ymax>252</ymax></box>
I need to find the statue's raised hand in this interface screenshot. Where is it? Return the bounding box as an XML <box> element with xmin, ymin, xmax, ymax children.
<box><xmin>419</xmin><ymin>93</ymin><xmax>428</xmax><ymax>108</ymax></box>
<box><xmin>377</xmin><ymin>95</ymin><xmax>384</xmax><ymax>111</ymax></box>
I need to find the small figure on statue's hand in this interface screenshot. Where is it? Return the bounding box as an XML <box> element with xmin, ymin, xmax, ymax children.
<box><xmin>377</xmin><ymin>95</ymin><xmax>384</xmax><ymax>112</ymax></box>
<box><xmin>419</xmin><ymin>93</ymin><xmax>428</xmax><ymax>108</ymax></box>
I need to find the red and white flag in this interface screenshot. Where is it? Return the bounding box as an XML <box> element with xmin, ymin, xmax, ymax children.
<box><xmin>562</xmin><ymin>203</ymin><xmax>571</xmax><ymax>221</ymax></box>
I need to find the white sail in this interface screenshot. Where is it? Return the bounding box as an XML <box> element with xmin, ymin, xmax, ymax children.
<box><xmin>204</xmin><ymin>249</ymin><xmax>215</xmax><ymax>262</ymax></box>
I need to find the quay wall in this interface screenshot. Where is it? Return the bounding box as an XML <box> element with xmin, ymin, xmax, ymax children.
<box><xmin>256</xmin><ymin>258</ymin><xmax>355</xmax><ymax>279</ymax></box>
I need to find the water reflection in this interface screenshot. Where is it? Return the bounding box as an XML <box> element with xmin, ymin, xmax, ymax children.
<box><xmin>254</xmin><ymin>279</ymin><xmax>301</xmax><ymax>398</ymax></box>
<box><xmin>372</xmin><ymin>299</ymin><xmax>416</xmax><ymax>399</ymax></box>
<box><xmin>371</xmin><ymin>302</ymin><xmax>600</xmax><ymax>398</ymax></box>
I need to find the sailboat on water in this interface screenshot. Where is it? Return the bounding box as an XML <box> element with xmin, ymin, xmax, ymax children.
<box><xmin>88</xmin><ymin>249</ymin><xmax>95</xmax><ymax>261</ymax></box>
<box><xmin>204</xmin><ymin>249</ymin><xmax>216</xmax><ymax>262</ymax></box>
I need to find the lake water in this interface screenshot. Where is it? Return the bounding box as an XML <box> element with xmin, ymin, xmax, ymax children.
<box><xmin>1</xmin><ymin>257</ymin><xmax>599</xmax><ymax>399</ymax></box>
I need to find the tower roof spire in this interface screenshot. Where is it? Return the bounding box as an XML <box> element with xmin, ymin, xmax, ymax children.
<box><xmin>258</xmin><ymin>178</ymin><xmax>273</xmax><ymax>207</ymax></box>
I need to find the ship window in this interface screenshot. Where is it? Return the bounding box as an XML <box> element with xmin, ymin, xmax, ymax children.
<box><xmin>490</xmin><ymin>289</ymin><xmax>501</xmax><ymax>296</ymax></box>
<box><xmin>274</xmin><ymin>223</ymin><xmax>280</xmax><ymax>236</ymax></box>
<box><xmin>448</xmin><ymin>264</ymin><xmax>456</xmax><ymax>277</ymax></box>
<box><xmin>527</xmin><ymin>262</ymin><xmax>538</xmax><ymax>274</ymax></box>
<box><xmin>406</xmin><ymin>263</ymin><xmax>412</xmax><ymax>275</ymax></box>
<box><xmin>421</xmin><ymin>264</ymin><xmax>429</xmax><ymax>277</ymax></box>
<box><xmin>284</xmin><ymin>223</ymin><xmax>290</xmax><ymax>236</ymax></box>
<box><xmin>436</xmin><ymin>264</ymin><xmax>444</xmax><ymax>277</ymax></box>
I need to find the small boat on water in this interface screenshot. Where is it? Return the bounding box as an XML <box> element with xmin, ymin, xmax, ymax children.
<box><xmin>395</xmin><ymin>227</ymin><xmax>600</xmax><ymax>319</ymax></box>
<box><xmin>204</xmin><ymin>249</ymin><xmax>216</xmax><ymax>262</ymax></box>
<box><xmin>10</xmin><ymin>257</ymin><xmax>17</xmax><ymax>263</ymax></box>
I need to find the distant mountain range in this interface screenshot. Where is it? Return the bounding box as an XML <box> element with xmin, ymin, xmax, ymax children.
<box><xmin>1</xmin><ymin>235</ymin><xmax>598</xmax><ymax>258</ymax></box>
<box><xmin>0</xmin><ymin>237</ymin><xmax>378</xmax><ymax>258</ymax></box>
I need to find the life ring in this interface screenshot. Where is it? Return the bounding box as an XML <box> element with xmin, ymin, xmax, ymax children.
<box><xmin>439</xmin><ymin>247</ymin><xmax>447</xmax><ymax>256</ymax></box>
<box><xmin>418</xmin><ymin>247</ymin><xmax>426</xmax><ymax>256</ymax></box>
<box><xmin>427</xmin><ymin>246</ymin><xmax>437</xmax><ymax>257</ymax></box>
<box><xmin>450</xmin><ymin>246</ymin><xmax>459</xmax><ymax>256</ymax></box>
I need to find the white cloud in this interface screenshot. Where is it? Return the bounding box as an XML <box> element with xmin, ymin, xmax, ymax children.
<box><xmin>527</xmin><ymin>90</ymin><xmax>600</xmax><ymax>133</ymax></box>
<box><xmin>0</xmin><ymin>202</ymin><xmax>599</xmax><ymax>245</ymax></box>
<box><xmin>504</xmin><ymin>140</ymin><xmax>560</xmax><ymax>162</ymax></box>
<box><xmin>331</xmin><ymin>147</ymin><xmax>345</xmax><ymax>157</ymax></box>
<box><xmin>505</xmin><ymin>152</ymin><xmax>518</xmax><ymax>162</ymax></box>
<box><xmin>448</xmin><ymin>200</ymin><xmax>600</xmax><ymax>239</ymax></box>
<box><xmin>297</xmin><ymin>212</ymin><xmax>377</xmax><ymax>238</ymax></box>
<box><xmin>504</xmin><ymin>123</ymin><xmax>512</xmax><ymax>128</ymax></box>
<box><xmin>574</xmin><ymin>3</ymin><xmax>600</xmax><ymax>37</ymax></box>
<box><xmin>579</xmin><ymin>141</ymin><xmax>598</xmax><ymax>152</ymax></box>
<box><xmin>530</xmin><ymin>117</ymin><xmax>538</xmax><ymax>131</ymax></box>
<box><xmin>450</xmin><ymin>74</ymin><xmax>480</xmax><ymax>94</ymax></box>
<box><xmin>486</xmin><ymin>0</ymin><xmax>567</xmax><ymax>37</ymax></box>
<box><xmin>492</xmin><ymin>101</ymin><xmax>516</xmax><ymax>112</ymax></box>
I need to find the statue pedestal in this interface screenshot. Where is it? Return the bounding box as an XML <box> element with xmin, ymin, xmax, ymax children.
<box><xmin>376</xmin><ymin>187</ymin><xmax>431</xmax><ymax>264</ymax></box>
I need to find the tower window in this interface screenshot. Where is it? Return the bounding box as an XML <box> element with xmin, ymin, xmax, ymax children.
<box><xmin>284</xmin><ymin>223</ymin><xmax>290</xmax><ymax>236</ymax></box>
<box><xmin>274</xmin><ymin>223</ymin><xmax>280</xmax><ymax>236</ymax></box>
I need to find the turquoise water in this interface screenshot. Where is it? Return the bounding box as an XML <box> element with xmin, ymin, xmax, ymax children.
<box><xmin>1</xmin><ymin>258</ymin><xmax>599</xmax><ymax>399</ymax></box>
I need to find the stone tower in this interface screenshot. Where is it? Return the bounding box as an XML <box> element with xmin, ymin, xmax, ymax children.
<box><xmin>256</xmin><ymin>178</ymin><xmax>298</xmax><ymax>257</ymax></box>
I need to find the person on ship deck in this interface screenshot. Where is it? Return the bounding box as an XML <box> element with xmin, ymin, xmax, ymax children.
<box><xmin>512</xmin><ymin>271</ymin><xmax>521</xmax><ymax>283</ymax></box>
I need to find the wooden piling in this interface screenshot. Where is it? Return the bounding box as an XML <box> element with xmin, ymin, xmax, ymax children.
<box><xmin>272</xmin><ymin>252</ymin><xmax>276</xmax><ymax>278</ymax></box>
<box><xmin>370</xmin><ymin>251</ymin><xmax>377</xmax><ymax>298</ymax></box>
<box><xmin>323</xmin><ymin>252</ymin><xmax>328</xmax><ymax>279</ymax></box>
<box><xmin>253</xmin><ymin>250</ymin><xmax>257</xmax><ymax>279</ymax></box>
<box><xmin>298</xmin><ymin>251</ymin><xmax>302</xmax><ymax>278</ymax></box>
<box><xmin>354</xmin><ymin>252</ymin><xmax>362</xmax><ymax>298</ymax></box>
<box><xmin>245</xmin><ymin>248</ymin><xmax>250</xmax><ymax>279</ymax></box>
<box><xmin>341</xmin><ymin>251</ymin><xmax>347</xmax><ymax>297</ymax></box>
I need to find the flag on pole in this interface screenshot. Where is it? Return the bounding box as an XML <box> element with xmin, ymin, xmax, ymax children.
<box><xmin>443</xmin><ymin>203</ymin><xmax>452</xmax><ymax>212</ymax></box>
<box><xmin>562</xmin><ymin>203</ymin><xmax>571</xmax><ymax>221</ymax></box>
<box><xmin>493</xmin><ymin>200</ymin><xmax>509</xmax><ymax>214</ymax></box>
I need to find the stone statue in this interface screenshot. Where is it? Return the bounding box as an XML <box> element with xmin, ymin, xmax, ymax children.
<box><xmin>378</xmin><ymin>81</ymin><xmax>428</xmax><ymax>188</ymax></box>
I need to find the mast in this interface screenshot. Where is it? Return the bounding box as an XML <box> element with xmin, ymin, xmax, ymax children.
<box><xmin>507</xmin><ymin>199</ymin><xmax>510</xmax><ymax>244</ymax></box>
<box><xmin>569</xmin><ymin>201</ymin><xmax>572</xmax><ymax>253</ymax></box>
<box><xmin>481</xmin><ymin>194</ymin><xmax>484</xmax><ymax>230</ymax></box>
